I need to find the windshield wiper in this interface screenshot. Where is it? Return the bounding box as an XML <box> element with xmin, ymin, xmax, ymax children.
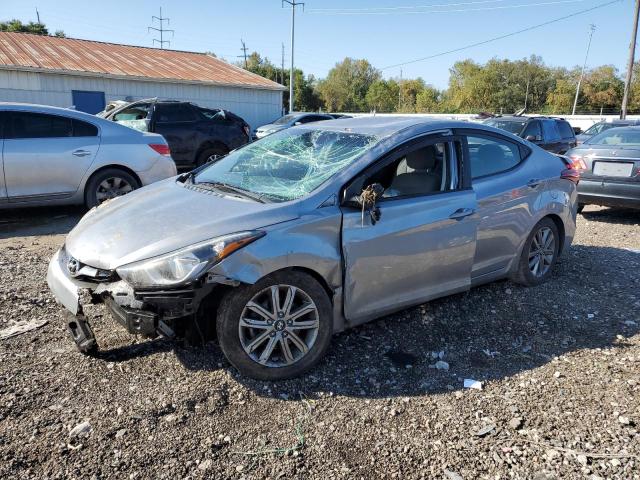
<box><xmin>196</xmin><ymin>181</ymin><xmax>267</xmax><ymax>203</ymax></box>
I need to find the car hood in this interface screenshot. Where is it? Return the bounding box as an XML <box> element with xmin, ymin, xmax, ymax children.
<box><xmin>65</xmin><ymin>178</ymin><xmax>299</xmax><ymax>270</ymax></box>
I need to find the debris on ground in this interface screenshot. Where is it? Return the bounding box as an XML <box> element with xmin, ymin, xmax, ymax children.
<box><xmin>0</xmin><ymin>319</ymin><xmax>48</xmax><ymax>340</ymax></box>
<box><xmin>1</xmin><ymin>206</ymin><xmax>639</xmax><ymax>478</ymax></box>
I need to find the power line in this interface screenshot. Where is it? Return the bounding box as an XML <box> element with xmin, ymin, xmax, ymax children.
<box><xmin>308</xmin><ymin>0</ymin><xmax>514</xmax><ymax>12</ymax></box>
<box><xmin>309</xmin><ymin>0</ymin><xmax>586</xmax><ymax>15</ymax></box>
<box><xmin>148</xmin><ymin>7</ymin><xmax>174</xmax><ymax>49</ymax></box>
<box><xmin>381</xmin><ymin>0</ymin><xmax>621</xmax><ymax>70</ymax></box>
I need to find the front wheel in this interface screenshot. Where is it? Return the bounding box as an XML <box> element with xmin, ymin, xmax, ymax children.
<box><xmin>513</xmin><ymin>217</ymin><xmax>560</xmax><ymax>287</ymax></box>
<box><xmin>216</xmin><ymin>271</ymin><xmax>333</xmax><ymax>380</ymax></box>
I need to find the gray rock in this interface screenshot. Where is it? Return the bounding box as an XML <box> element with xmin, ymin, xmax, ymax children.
<box><xmin>69</xmin><ymin>421</ymin><xmax>92</xmax><ymax>438</ymax></box>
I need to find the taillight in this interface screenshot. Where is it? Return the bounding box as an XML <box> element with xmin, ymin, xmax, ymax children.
<box><xmin>561</xmin><ymin>167</ymin><xmax>580</xmax><ymax>184</ymax></box>
<box><xmin>149</xmin><ymin>144</ymin><xmax>171</xmax><ymax>156</ymax></box>
<box><xmin>568</xmin><ymin>154</ymin><xmax>587</xmax><ymax>170</ymax></box>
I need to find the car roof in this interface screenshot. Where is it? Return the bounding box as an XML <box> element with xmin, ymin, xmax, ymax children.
<box><xmin>0</xmin><ymin>102</ymin><xmax>105</xmax><ymax>122</ymax></box>
<box><xmin>306</xmin><ymin>115</ymin><xmax>486</xmax><ymax>138</ymax></box>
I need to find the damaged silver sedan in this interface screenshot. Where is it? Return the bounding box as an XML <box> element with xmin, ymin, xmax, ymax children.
<box><xmin>48</xmin><ymin>117</ymin><xmax>578</xmax><ymax>380</ymax></box>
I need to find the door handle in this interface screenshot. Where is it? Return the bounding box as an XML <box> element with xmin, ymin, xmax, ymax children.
<box><xmin>527</xmin><ymin>178</ymin><xmax>541</xmax><ymax>188</ymax></box>
<box><xmin>449</xmin><ymin>208</ymin><xmax>475</xmax><ymax>220</ymax></box>
<box><xmin>72</xmin><ymin>150</ymin><xmax>92</xmax><ymax>157</ymax></box>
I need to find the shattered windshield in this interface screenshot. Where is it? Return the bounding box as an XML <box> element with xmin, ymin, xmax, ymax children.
<box><xmin>484</xmin><ymin>119</ymin><xmax>527</xmax><ymax>135</ymax></box>
<box><xmin>194</xmin><ymin>128</ymin><xmax>378</xmax><ymax>202</ymax></box>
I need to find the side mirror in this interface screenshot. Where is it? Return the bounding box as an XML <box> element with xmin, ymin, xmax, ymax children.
<box><xmin>525</xmin><ymin>135</ymin><xmax>541</xmax><ymax>142</ymax></box>
<box><xmin>349</xmin><ymin>183</ymin><xmax>384</xmax><ymax>225</ymax></box>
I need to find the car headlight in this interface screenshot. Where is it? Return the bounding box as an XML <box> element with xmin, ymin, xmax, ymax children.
<box><xmin>116</xmin><ymin>231</ymin><xmax>264</xmax><ymax>288</ymax></box>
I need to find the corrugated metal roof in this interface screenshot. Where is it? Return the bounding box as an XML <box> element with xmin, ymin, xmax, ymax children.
<box><xmin>0</xmin><ymin>32</ymin><xmax>285</xmax><ymax>91</ymax></box>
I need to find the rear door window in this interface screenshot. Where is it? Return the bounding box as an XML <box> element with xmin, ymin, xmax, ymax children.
<box><xmin>522</xmin><ymin>120</ymin><xmax>542</xmax><ymax>139</ymax></box>
<box><xmin>541</xmin><ymin>120</ymin><xmax>561</xmax><ymax>142</ymax></box>
<box><xmin>155</xmin><ymin>104</ymin><xmax>198</xmax><ymax>122</ymax></box>
<box><xmin>8</xmin><ymin>112</ymin><xmax>72</xmax><ymax>139</ymax></box>
<box><xmin>72</xmin><ymin>119</ymin><xmax>99</xmax><ymax>137</ymax></box>
<box><xmin>466</xmin><ymin>134</ymin><xmax>522</xmax><ymax>179</ymax></box>
<box><xmin>557</xmin><ymin>121</ymin><xmax>575</xmax><ymax>139</ymax></box>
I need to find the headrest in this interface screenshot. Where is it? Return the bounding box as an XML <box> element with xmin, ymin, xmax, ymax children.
<box><xmin>405</xmin><ymin>146</ymin><xmax>436</xmax><ymax>170</ymax></box>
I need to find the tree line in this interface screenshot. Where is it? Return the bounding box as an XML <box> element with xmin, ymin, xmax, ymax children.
<box><xmin>0</xmin><ymin>19</ymin><xmax>65</xmax><ymax>38</ymax></box>
<box><xmin>240</xmin><ymin>52</ymin><xmax>640</xmax><ymax>116</ymax></box>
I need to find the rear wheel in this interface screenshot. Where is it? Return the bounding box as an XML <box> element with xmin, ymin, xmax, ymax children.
<box><xmin>196</xmin><ymin>146</ymin><xmax>228</xmax><ymax>167</ymax></box>
<box><xmin>85</xmin><ymin>168</ymin><xmax>140</xmax><ymax>208</ymax></box>
<box><xmin>513</xmin><ymin>217</ymin><xmax>560</xmax><ymax>287</ymax></box>
<box><xmin>216</xmin><ymin>271</ymin><xmax>333</xmax><ymax>380</ymax></box>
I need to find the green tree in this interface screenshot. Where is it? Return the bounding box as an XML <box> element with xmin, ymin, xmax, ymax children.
<box><xmin>398</xmin><ymin>78</ymin><xmax>425</xmax><ymax>112</ymax></box>
<box><xmin>546</xmin><ymin>77</ymin><xmax>576</xmax><ymax>114</ymax></box>
<box><xmin>0</xmin><ymin>19</ymin><xmax>64</xmax><ymax>37</ymax></box>
<box><xmin>415</xmin><ymin>85</ymin><xmax>441</xmax><ymax>112</ymax></box>
<box><xmin>317</xmin><ymin>58</ymin><xmax>381</xmax><ymax>112</ymax></box>
<box><xmin>365</xmin><ymin>79</ymin><xmax>399</xmax><ymax>112</ymax></box>
<box><xmin>582</xmin><ymin>65</ymin><xmax>623</xmax><ymax>114</ymax></box>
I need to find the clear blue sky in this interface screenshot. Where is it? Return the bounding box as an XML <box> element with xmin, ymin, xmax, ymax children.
<box><xmin>1</xmin><ymin>0</ymin><xmax>633</xmax><ymax>88</ymax></box>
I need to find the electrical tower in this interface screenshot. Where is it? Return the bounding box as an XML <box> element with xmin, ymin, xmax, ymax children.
<box><xmin>148</xmin><ymin>7</ymin><xmax>174</xmax><ymax>49</ymax></box>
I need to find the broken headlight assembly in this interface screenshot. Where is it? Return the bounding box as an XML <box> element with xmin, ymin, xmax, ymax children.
<box><xmin>115</xmin><ymin>231</ymin><xmax>265</xmax><ymax>288</ymax></box>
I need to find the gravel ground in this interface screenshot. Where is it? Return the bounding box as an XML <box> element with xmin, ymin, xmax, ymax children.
<box><xmin>0</xmin><ymin>205</ymin><xmax>639</xmax><ymax>480</ymax></box>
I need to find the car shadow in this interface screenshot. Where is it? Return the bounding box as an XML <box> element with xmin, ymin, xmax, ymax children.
<box><xmin>0</xmin><ymin>206</ymin><xmax>84</xmax><ymax>239</ymax></box>
<box><xmin>84</xmin><ymin>243</ymin><xmax>640</xmax><ymax>400</ymax></box>
<box><xmin>580</xmin><ymin>205</ymin><xmax>640</xmax><ymax>226</ymax></box>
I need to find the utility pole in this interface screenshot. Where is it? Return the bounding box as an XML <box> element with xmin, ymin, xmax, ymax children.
<box><xmin>35</xmin><ymin>8</ymin><xmax>41</xmax><ymax>24</ymax></box>
<box><xmin>398</xmin><ymin>69</ymin><xmax>403</xmax><ymax>111</ymax></box>
<box><xmin>238</xmin><ymin>39</ymin><xmax>248</xmax><ymax>68</ymax></box>
<box><xmin>572</xmin><ymin>24</ymin><xmax>596</xmax><ymax>116</ymax></box>
<box><xmin>281</xmin><ymin>42</ymin><xmax>285</xmax><ymax>86</ymax></box>
<box><xmin>524</xmin><ymin>76</ymin><xmax>530</xmax><ymax>111</ymax></box>
<box><xmin>622</xmin><ymin>0</ymin><xmax>640</xmax><ymax>119</ymax></box>
<box><xmin>148</xmin><ymin>7</ymin><xmax>174</xmax><ymax>49</ymax></box>
<box><xmin>283</xmin><ymin>0</ymin><xmax>304</xmax><ymax>113</ymax></box>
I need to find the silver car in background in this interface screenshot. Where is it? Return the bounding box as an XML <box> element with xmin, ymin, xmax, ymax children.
<box><xmin>0</xmin><ymin>103</ymin><xmax>177</xmax><ymax>208</ymax></box>
<box><xmin>47</xmin><ymin>117</ymin><xmax>578</xmax><ymax>380</ymax></box>
<box><xmin>254</xmin><ymin>112</ymin><xmax>334</xmax><ymax>139</ymax></box>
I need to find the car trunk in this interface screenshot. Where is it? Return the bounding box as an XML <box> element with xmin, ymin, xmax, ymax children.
<box><xmin>577</xmin><ymin>147</ymin><xmax>640</xmax><ymax>184</ymax></box>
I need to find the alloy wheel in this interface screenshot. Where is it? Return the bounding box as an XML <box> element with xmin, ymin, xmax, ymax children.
<box><xmin>528</xmin><ymin>226</ymin><xmax>555</xmax><ymax>277</ymax></box>
<box><xmin>239</xmin><ymin>284</ymin><xmax>320</xmax><ymax>368</ymax></box>
<box><xmin>95</xmin><ymin>176</ymin><xmax>133</xmax><ymax>203</ymax></box>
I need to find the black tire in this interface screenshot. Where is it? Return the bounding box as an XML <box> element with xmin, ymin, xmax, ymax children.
<box><xmin>196</xmin><ymin>146</ymin><xmax>228</xmax><ymax>167</ymax></box>
<box><xmin>513</xmin><ymin>217</ymin><xmax>560</xmax><ymax>287</ymax></box>
<box><xmin>216</xmin><ymin>271</ymin><xmax>333</xmax><ymax>380</ymax></box>
<box><xmin>577</xmin><ymin>203</ymin><xmax>585</xmax><ymax>214</ymax></box>
<box><xmin>85</xmin><ymin>168</ymin><xmax>140</xmax><ymax>208</ymax></box>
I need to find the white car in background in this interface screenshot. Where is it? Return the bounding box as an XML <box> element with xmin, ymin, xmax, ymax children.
<box><xmin>0</xmin><ymin>103</ymin><xmax>177</xmax><ymax>209</ymax></box>
<box><xmin>254</xmin><ymin>112</ymin><xmax>334</xmax><ymax>139</ymax></box>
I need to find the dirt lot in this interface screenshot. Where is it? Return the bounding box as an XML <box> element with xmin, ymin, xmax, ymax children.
<box><xmin>0</xmin><ymin>206</ymin><xmax>638</xmax><ymax>479</ymax></box>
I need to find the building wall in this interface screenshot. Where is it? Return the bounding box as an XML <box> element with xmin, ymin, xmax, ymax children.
<box><xmin>0</xmin><ymin>70</ymin><xmax>283</xmax><ymax>129</ymax></box>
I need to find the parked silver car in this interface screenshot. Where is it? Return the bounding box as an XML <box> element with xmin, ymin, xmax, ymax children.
<box><xmin>254</xmin><ymin>112</ymin><xmax>334</xmax><ymax>139</ymax></box>
<box><xmin>47</xmin><ymin>117</ymin><xmax>578</xmax><ymax>380</ymax></box>
<box><xmin>0</xmin><ymin>103</ymin><xmax>177</xmax><ymax>208</ymax></box>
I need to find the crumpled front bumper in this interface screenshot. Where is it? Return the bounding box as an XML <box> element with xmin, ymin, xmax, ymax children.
<box><xmin>47</xmin><ymin>248</ymin><xmax>209</xmax><ymax>352</ymax></box>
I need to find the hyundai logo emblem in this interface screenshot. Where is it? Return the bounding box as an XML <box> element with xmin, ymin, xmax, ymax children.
<box><xmin>67</xmin><ymin>258</ymin><xmax>80</xmax><ymax>276</ymax></box>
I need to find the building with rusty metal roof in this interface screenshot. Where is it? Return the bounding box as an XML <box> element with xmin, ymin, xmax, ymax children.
<box><xmin>0</xmin><ymin>32</ymin><xmax>285</xmax><ymax>128</ymax></box>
